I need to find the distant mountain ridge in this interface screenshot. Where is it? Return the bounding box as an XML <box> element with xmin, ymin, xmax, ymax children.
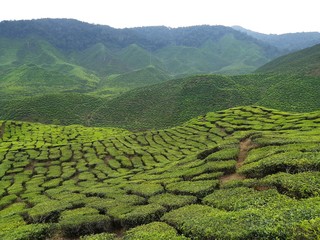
<box><xmin>0</xmin><ymin>19</ymin><xmax>281</xmax><ymax>77</ymax></box>
<box><xmin>233</xmin><ymin>25</ymin><xmax>320</xmax><ymax>52</ymax></box>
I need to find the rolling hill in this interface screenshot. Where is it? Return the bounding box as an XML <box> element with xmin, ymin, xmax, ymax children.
<box><xmin>1</xmin><ymin>106</ymin><xmax>320</xmax><ymax>239</ymax></box>
<box><xmin>2</xmin><ymin>73</ymin><xmax>319</xmax><ymax>130</ymax></box>
<box><xmin>0</xmin><ymin>19</ymin><xmax>282</xmax><ymax>85</ymax></box>
<box><xmin>256</xmin><ymin>43</ymin><xmax>320</xmax><ymax>76</ymax></box>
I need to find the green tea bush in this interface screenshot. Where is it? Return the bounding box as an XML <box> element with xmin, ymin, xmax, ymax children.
<box><xmin>124</xmin><ymin>221</ymin><xmax>189</xmax><ymax>240</ymax></box>
<box><xmin>239</xmin><ymin>151</ymin><xmax>320</xmax><ymax>178</ymax></box>
<box><xmin>205</xmin><ymin>147</ymin><xmax>239</xmax><ymax>161</ymax></box>
<box><xmin>166</xmin><ymin>180</ymin><xmax>219</xmax><ymax>198</ymax></box>
<box><xmin>0</xmin><ymin>223</ymin><xmax>52</xmax><ymax>240</ymax></box>
<box><xmin>202</xmin><ymin>187</ymin><xmax>287</xmax><ymax>211</ymax></box>
<box><xmin>292</xmin><ymin>217</ymin><xmax>320</xmax><ymax>240</ymax></box>
<box><xmin>120</xmin><ymin>203</ymin><xmax>166</xmax><ymax>228</ymax></box>
<box><xmin>148</xmin><ymin>193</ymin><xmax>197</xmax><ymax>210</ymax></box>
<box><xmin>125</xmin><ymin>182</ymin><xmax>164</xmax><ymax>197</ymax></box>
<box><xmin>28</xmin><ymin>200</ymin><xmax>72</xmax><ymax>223</ymax></box>
<box><xmin>260</xmin><ymin>172</ymin><xmax>320</xmax><ymax>198</ymax></box>
<box><xmin>59</xmin><ymin>207</ymin><xmax>111</xmax><ymax>237</ymax></box>
<box><xmin>80</xmin><ymin>232</ymin><xmax>117</xmax><ymax>240</ymax></box>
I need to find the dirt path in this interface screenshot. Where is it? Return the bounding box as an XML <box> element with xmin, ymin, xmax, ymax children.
<box><xmin>0</xmin><ymin>122</ymin><xmax>5</xmax><ymax>139</ymax></box>
<box><xmin>219</xmin><ymin>138</ymin><xmax>256</xmax><ymax>185</ymax></box>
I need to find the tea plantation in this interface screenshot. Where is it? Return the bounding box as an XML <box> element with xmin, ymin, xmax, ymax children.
<box><xmin>1</xmin><ymin>106</ymin><xmax>320</xmax><ymax>239</ymax></box>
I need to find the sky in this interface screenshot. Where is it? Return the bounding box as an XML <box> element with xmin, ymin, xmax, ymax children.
<box><xmin>0</xmin><ymin>0</ymin><xmax>319</xmax><ymax>34</ymax></box>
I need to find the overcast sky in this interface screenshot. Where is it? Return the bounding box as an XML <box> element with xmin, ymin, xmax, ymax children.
<box><xmin>0</xmin><ymin>0</ymin><xmax>319</xmax><ymax>34</ymax></box>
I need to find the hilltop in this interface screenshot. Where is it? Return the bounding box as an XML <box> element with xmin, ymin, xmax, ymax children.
<box><xmin>1</xmin><ymin>106</ymin><xmax>320</xmax><ymax>239</ymax></box>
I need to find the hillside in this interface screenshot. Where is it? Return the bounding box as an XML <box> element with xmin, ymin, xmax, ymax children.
<box><xmin>0</xmin><ymin>19</ymin><xmax>281</xmax><ymax>83</ymax></box>
<box><xmin>1</xmin><ymin>106</ymin><xmax>320</xmax><ymax>239</ymax></box>
<box><xmin>3</xmin><ymin>73</ymin><xmax>318</xmax><ymax>130</ymax></box>
<box><xmin>233</xmin><ymin>25</ymin><xmax>320</xmax><ymax>52</ymax></box>
<box><xmin>256</xmin><ymin>43</ymin><xmax>320</xmax><ymax>76</ymax></box>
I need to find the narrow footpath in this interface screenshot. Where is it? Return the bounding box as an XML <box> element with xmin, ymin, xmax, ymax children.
<box><xmin>219</xmin><ymin>138</ymin><xmax>256</xmax><ymax>185</ymax></box>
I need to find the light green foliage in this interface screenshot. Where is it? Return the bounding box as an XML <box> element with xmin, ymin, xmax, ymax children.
<box><xmin>28</xmin><ymin>200</ymin><xmax>72</xmax><ymax>222</ymax></box>
<box><xmin>125</xmin><ymin>182</ymin><xmax>164</xmax><ymax>197</ymax></box>
<box><xmin>120</xmin><ymin>204</ymin><xmax>166</xmax><ymax>228</ymax></box>
<box><xmin>148</xmin><ymin>193</ymin><xmax>197</xmax><ymax>210</ymax></box>
<box><xmin>0</xmin><ymin>223</ymin><xmax>52</xmax><ymax>240</ymax></box>
<box><xmin>202</xmin><ymin>187</ymin><xmax>288</xmax><ymax>210</ymax></box>
<box><xmin>0</xmin><ymin>106</ymin><xmax>320</xmax><ymax>238</ymax></box>
<box><xmin>166</xmin><ymin>180</ymin><xmax>219</xmax><ymax>198</ymax></box>
<box><xmin>80</xmin><ymin>232</ymin><xmax>117</xmax><ymax>240</ymax></box>
<box><xmin>124</xmin><ymin>221</ymin><xmax>189</xmax><ymax>240</ymax></box>
<box><xmin>59</xmin><ymin>207</ymin><xmax>111</xmax><ymax>237</ymax></box>
<box><xmin>292</xmin><ymin>217</ymin><xmax>320</xmax><ymax>240</ymax></box>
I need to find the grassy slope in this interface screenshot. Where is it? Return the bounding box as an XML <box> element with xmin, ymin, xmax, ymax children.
<box><xmin>155</xmin><ymin>34</ymin><xmax>270</xmax><ymax>75</ymax></box>
<box><xmin>2</xmin><ymin>73</ymin><xmax>320</xmax><ymax>129</ymax></box>
<box><xmin>1</xmin><ymin>106</ymin><xmax>320</xmax><ymax>239</ymax></box>
<box><xmin>256</xmin><ymin>43</ymin><xmax>320</xmax><ymax>76</ymax></box>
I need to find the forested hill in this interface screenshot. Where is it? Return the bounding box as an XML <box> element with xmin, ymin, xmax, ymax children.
<box><xmin>0</xmin><ymin>18</ymin><xmax>281</xmax><ymax>76</ymax></box>
<box><xmin>233</xmin><ymin>25</ymin><xmax>320</xmax><ymax>52</ymax></box>
<box><xmin>0</xmin><ymin>19</ymin><xmax>277</xmax><ymax>52</ymax></box>
<box><xmin>256</xmin><ymin>43</ymin><xmax>320</xmax><ymax>76</ymax></box>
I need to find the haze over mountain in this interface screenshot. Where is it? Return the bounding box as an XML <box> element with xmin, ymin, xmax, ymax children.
<box><xmin>256</xmin><ymin>43</ymin><xmax>320</xmax><ymax>76</ymax></box>
<box><xmin>233</xmin><ymin>26</ymin><xmax>320</xmax><ymax>52</ymax></box>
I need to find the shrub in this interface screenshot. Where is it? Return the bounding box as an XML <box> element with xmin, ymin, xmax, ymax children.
<box><xmin>202</xmin><ymin>187</ymin><xmax>287</xmax><ymax>211</ymax></box>
<box><xmin>166</xmin><ymin>180</ymin><xmax>219</xmax><ymax>198</ymax></box>
<box><xmin>205</xmin><ymin>147</ymin><xmax>239</xmax><ymax>161</ymax></box>
<box><xmin>28</xmin><ymin>200</ymin><xmax>72</xmax><ymax>223</ymax></box>
<box><xmin>0</xmin><ymin>223</ymin><xmax>52</xmax><ymax>240</ymax></box>
<box><xmin>120</xmin><ymin>204</ymin><xmax>166</xmax><ymax>228</ymax></box>
<box><xmin>292</xmin><ymin>218</ymin><xmax>320</xmax><ymax>240</ymax></box>
<box><xmin>148</xmin><ymin>193</ymin><xmax>197</xmax><ymax>210</ymax></box>
<box><xmin>259</xmin><ymin>172</ymin><xmax>320</xmax><ymax>198</ymax></box>
<box><xmin>59</xmin><ymin>207</ymin><xmax>111</xmax><ymax>237</ymax></box>
<box><xmin>124</xmin><ymin>221</ymin><xmax>189</xmax><ymax>240</ymax></box>
<box><xmin>125</xmin><ymin>182</ymin><xmax>164</xmax><ymax>197</ymax></box>
<box><xmin>80</xmin><ymin>232</ymin><xmax>117</xmax><ymax>240</ymax></box>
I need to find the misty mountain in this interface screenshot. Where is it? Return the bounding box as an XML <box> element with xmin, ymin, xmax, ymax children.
<box><xmin>233</xmin><ymin>25</ymin><xmax>320</xmax><ymax>52</ymax></box>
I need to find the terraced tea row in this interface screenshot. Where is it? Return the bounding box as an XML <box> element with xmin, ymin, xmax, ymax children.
<box><xmin>1</xmin><ymin>106</ymin><xmax>320</xmax><ymax>239</ymax></box>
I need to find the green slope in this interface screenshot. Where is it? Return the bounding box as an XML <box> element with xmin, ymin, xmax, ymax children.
<box><xmin>101</xmin><ymin>66</ymin><xmax>171</xmax><ymax>89</ymax></box>
<box><xmin>256</xmin><ymin>43</ymin><xmax>320</xmax><ymax>76</ymax></box>
<box><xmin>1</xmin><ymin>106</ymin><xmax>320</xmax><ymax>239</ymax></box>
<box><xmin>0</xmin><ymin>19</ymin><xmax>282</xmax><ymax>78</ymax></box>
<box><xmin>2</xmin><ymin>73</ymin><xmax>319</xmax><ymax>130</ymax></box>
